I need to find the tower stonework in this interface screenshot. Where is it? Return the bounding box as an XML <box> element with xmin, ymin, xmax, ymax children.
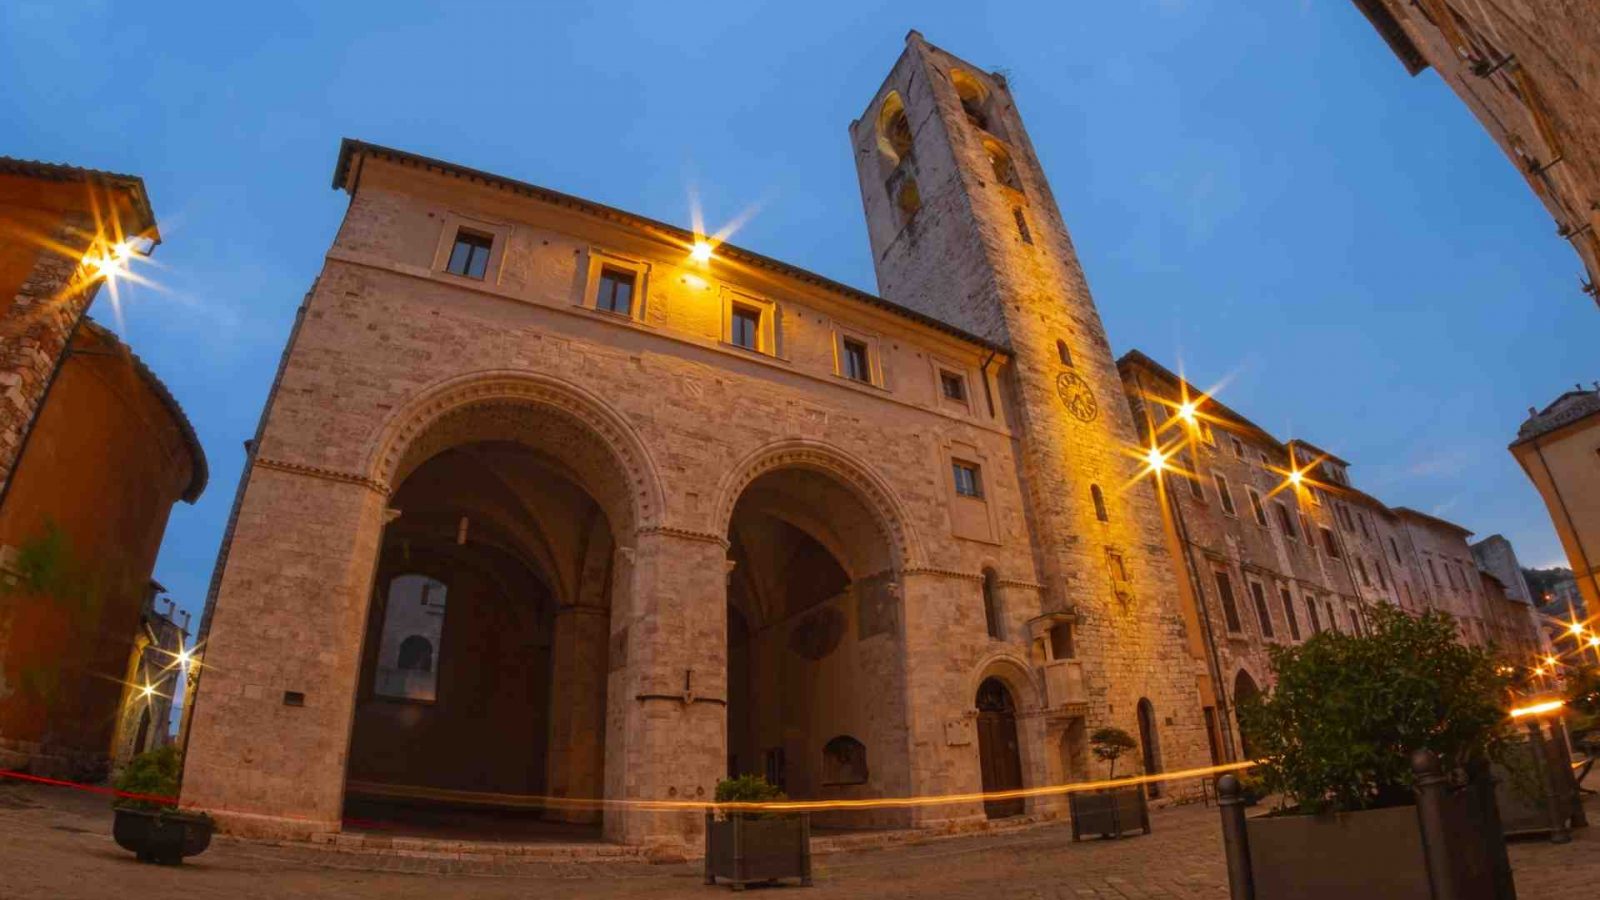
<box><xmin>850</xmin><ymin>32</ymin><xmax>1212</xmax><ymax>773</ymax></box>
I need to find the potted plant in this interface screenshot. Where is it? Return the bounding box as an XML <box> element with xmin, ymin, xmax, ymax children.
<box><xmin>1220</xmin><ymin>606</ymin><xmax>1516</xmax><ymax>899</ymax></box>
<box><xmin>111</xmin><ymin>746</ymin><xmax>213</xmax><ymax>865</ymax></box>
<box><xmin>1067</xmin><ymin>726</ymin><xmax>1150</xmax><ymax>840</ymax></box>
<box><xmin>704</xmin><ymin>774</ymin><xmax>811</xmax><ymax>890</ymax></box>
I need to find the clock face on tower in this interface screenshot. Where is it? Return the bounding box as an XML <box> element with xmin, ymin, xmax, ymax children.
<box><xmin>1056</xmin><ymin>370</ymin><xmax>1099</xmax><ymax>423</ymax></box>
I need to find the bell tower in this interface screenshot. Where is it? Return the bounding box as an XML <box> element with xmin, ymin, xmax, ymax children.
<box><xmin>850</xmin><ymin>32</ymin><xmax>1211</xmax><ymax>769</ymax></box>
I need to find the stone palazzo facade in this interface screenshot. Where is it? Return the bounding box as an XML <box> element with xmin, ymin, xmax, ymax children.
<box><xmin>181</xmin><ymin>32</ymin><xmax>1536</xmax><ymax>849</ymax></box>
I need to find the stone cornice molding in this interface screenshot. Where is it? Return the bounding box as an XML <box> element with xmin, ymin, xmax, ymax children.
<box><xmin>636</xmin><ymin>525</ymin><xmax>730</xmax><ymax>548</ymax></box>
<box><xmin>254</xmin><ymin>456</ymin><xmax>386</xmax><ymax>494</ymax></box>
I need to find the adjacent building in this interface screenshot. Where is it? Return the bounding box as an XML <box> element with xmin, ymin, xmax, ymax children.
<box><xmin>1511</xmin><ymin>384</ymin><xmax>1600</xmax><ymax>625</ymax></box>
<box><xmin>1350</xmin><ymin>0</ymin><xmax>1600</xmax><ymax>306</ymax></box>
<box><xmin>109</xmin><ymin>585</ymin><xmax>190</xmax><ymax>768</ymax></box>
<box><xmin>0</xmin><ymin>160</ymin><xmax>207</xmax><ymax>779</ymax></box>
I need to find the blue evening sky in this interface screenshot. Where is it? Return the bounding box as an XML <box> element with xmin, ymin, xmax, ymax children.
<box><xmin>4</xmin><ymin>1</ymin><xmax>1594</xmax><ymax>635</ymax></box>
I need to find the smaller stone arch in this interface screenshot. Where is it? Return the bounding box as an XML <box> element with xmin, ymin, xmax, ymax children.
<box><xmin>876</xmin><ymin>91</ymin><xmax>914</xmax><ymax>166</ymax></box>
<box><xmin>948</xmin><ymin>68</ymin><xmax>991</xmax><ymax>131</ymax></box>
<box><xmin>712</xmin><ymin>439</ymin><xmax>923</xmax><ymax>572</ymax></box>
<box><xmin>970</xmin><ymin>652</ymin><xmax>1043</xmax><ymax>713</ymax></box>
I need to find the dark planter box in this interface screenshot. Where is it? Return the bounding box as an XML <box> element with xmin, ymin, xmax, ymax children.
<box><xmin>704</xmin><ymin>812</ymin><xmax>811</xmax><ymax>890</ymax></box>
<box><xmin>1068</xmin><ymin>785</ymin><xmax>1149</xmax><ymax>840</ymax></box>
<box><xmin>1219</xmin><ymin>763</ymin><xmax>1514</xmax><ymax>900</ymax></box>
<box><xmin>1493</xmin><ymin>729</ymin><xmax>1584</xmax><ymax>838</ymax></box>
<box><xmin>112</xmin><ymin>807</ymin><xmax>214</xmax><ymax>865</ymax></box>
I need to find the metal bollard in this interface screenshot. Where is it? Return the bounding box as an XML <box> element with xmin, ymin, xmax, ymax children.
<box><xmin>1412</xmin><ymin>749</ymin><xmax>1464</xmax><ymax>899</ymax></box>
<box><xmin>1216</xmin><ymin>774</ymin><xmax>1254</xmax><ymax>900</ymax></box>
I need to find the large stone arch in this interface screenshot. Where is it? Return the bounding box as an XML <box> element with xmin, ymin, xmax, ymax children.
<box><xmin>364</xmin><ymin>370</ymin><xmax>665</xmax><ymax>535</ymax></box>
<box><xmin>969</xmin><ymin>652</ymin><xmax>1044</xmax><ymax>712</ymax></box>
<box><xmin>711</xmin><ymin>438</ymin><xmax>923</xmax><ymax>572</ymax></box>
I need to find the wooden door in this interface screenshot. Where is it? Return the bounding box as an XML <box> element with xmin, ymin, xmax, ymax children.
<box><xmin>976</xmin><ymin>678</ymin><xmax>1024</xmax><ymax>819</ymax></box>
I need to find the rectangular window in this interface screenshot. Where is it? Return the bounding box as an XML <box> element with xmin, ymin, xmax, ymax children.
<box><xmin>1249</xmin><ymin>580</ymin><xmax>1275</xmax><ymax>638</ymax></box>
<box><xmin>1106</xmin><ymin>550</ymin><xmax>1128</xmax><ymax>582</ymax></box>
<box><xmin>446</xmin><ymin>229</ymin><xmax>493</xmax><ymax>279</ymax></box>
<box><xmin>1230</xmin><ymin>437</ymin><xmax>1244</xmax><ymax>458</ymax></box>
<box><xmin>1275</xmin><ymin>502</ymin><xmax>1298</xmax><ymax>540</ymax></box>
<box><xmin>1336</xmin><ymin>504</ymin><xmax>1353</xmax><ymax>532</ymax></box>
<box><xmin>1358</xmin><ymin>512</ymin><xmax>1371</xmax><ymax>540</ymax></box>
<box><xmin>940</xmin><ymin>370</ymin><xmax>967</xmax><ymax>401</ymax></box>
<box><xmin>1308</xmin><ymin>595</ymin><xmax>1322</xmax><ymax>633</ymax></box>
<box><xmin>1327</xmin><ymin>601</ymin><xmax>1341</xmax><ymax>634</ymax></box>
<box><xmin>1246</xmin><ymin>487</ymin><xmax>1268</xmax><ymax>526</ymax></box>
<box><xmin>1376</xmin><ymin>560</ymin><xmax>1388</xmax><ymax>590</ymax></box>
<box><xmin>842</xmin><ymin>338</ymin><xmax>871</xmax><ymax>382</ymax></box>
<box><xmin>1180</xmin><ymin>452</ymin><xmax>1204</xmax><ymax>499</ymax></box>
<box><xmin>1214</xmin><ymin>570</ymin><xmax>1242</xmax><ymax>633</ymax></box>
<box><xmin>1280</xmin><ymin>587</ymin><xmax>1301</xmax><ymax>640</ymax></box>
<box><xmin>1428</xmin><ymin>559</ymin><xmax>1441</xmax><ymax>588</ymax></box>
<box><xmin>1388</xmin><ymin>536</ymin><xmax>1402</xmax><ymax>564</ymax></box>
<box><xmin>1446</xmin><ymin>565</ymin><xmax>1459</xmax><ymax>590</ymax></box>
<box><xmin>952</xmin><ymin>461</ymin><xmax>983</xmax><ymax>498</ymax></box>
<box><xmin>1049</xmin><ymin>623</ymin><xmax>1074</xmax><ymax>660</ymax></box>
<box><xmin>1213</xmin><ymin>473</ymin><xmax>1236</xmax><ymax>516</ymax></box>
<box><xmin>1012</xmin><ymin>207</ymin><xmax>1033</xmax><ymax>244</ymax></box>
<box><xmin>1320</xmin><ymin>527</ymin><xmax>1341</xmax><ymax>558</ymax></box>
<box><xmin>730</xmin><ymin>304</ymin><xmax>761</xmax><ymax>350</ymax></box>
<box><xmin>596</xmin><ymin>265</ymin><xmax>636</xmax><ymax>315</ymax></box>
<box><xmin>1357</xmin><ymin>557</ymin><xmax>1372</xmax><ymax>587</ymax></box>
<box><xmin>1299</xmin><ymin>513</ymin><xmax>1313</xmax><ymax>545</ymax></box>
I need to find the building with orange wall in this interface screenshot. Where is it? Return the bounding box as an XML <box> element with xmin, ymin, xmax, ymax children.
<box><xmin>0</xmin><ymin>160</ymin><xmax>206</xmax><ymax>779</ymax></box>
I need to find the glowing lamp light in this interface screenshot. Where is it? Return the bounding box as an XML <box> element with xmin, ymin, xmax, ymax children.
<box><xmin>1177</xmin><ymin>401</ymin><xmax>1197</xmax><ymax>423</ymax></box>
<box><xmin>1589</xmin><ymin>635</ymin><xmax>1600</xmax><ymax>648</ymax></box>
<box><xmin>1144</xmin><ymin>447</ymin><xmax>1167</xmax><ymax>471</ymax></box>
<box><xmin>1287</xmin><ymin>469</ymin><xmax>1304</xmax><ymax>486</ymax></box>
<box><xmin>1545</xmin><ymin>655</ymin><xmax>1559</xmax><ymax>667</ymax></box>
<box><xmin>690</xmin><ymin>240</ymin><xmax>714</xmax><ymax>263</ymax></box>
<box><xmin>176</xmin><ymin>648</ymin><xmax>194</xmax><ymax>668</ymax></box>
<box><xmin>1510</xmin><ymin>699</ymin><xmax>1565</xmax><ymax>719</ymax></box>
<box><xmin>1568</xmin><ymin>622</ymin><xmax>1586</xmax><ymax>636</ymax></box>
<box><xmin>138</xmin><ymin>683</ymin><xmax>155</xmax><ymax>700</ymax></box>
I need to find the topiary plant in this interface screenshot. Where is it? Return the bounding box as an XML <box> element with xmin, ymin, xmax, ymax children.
<box><xmin>113</xmin><ymin>745</ymin><xmax>182</xmax><ymax>812</ymax></box>
<box><xmin>1090</xmin><ymin>726</ymin><xmax>1139</xmax><ymax>779</ymax></box>
<box><xmin>714</xmin><ymin>774</ymin><xmax>787</xmax><ymax>819</ymax></box>
<box><xmin>1237</xmin><ymin>605</ymin><xmax>1508</xmax><ymax>814</ymax></box>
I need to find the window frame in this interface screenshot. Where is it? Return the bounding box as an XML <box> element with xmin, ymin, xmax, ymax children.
<box><xmin>445</xmin><ymin>228</ymin><xmax>494</xmax><ymax>280</ymax></box>
<box><xmin>832</xmin><ymin>325</ymin><xmax>885</xmax><ymax>387</ymax></box>
<box><xmin>1247</xmin><ymin>578</ymin><xmax>1275</xmax><ymax>639</ymax></box>
<box><xmin>952</xmin><ymin>460</ymin><xmax>984</xmax><ymax>499</ymax></box>
<box><xmin>595</xmin><ymin>264</ymin><xmax>638</xmax><ymax>317</ymax></box>
<box><xmin>1279</xmin><ymin>585</ymin><xmax>1302</xmax><ymax>641</ymax></box>
<box><xmin>581</xmin><ymin>249</ymin><xmax>651</xmax><ymax>322</ymax></box>
<box><xmin>431</xmin><ymin>214</ymin><xmax>510</xmax><ymax>285</ymax></box>
<box><xmin>1212</xmin><ymin>472</ymin><xmax>1237</xmax><ymax>517</ymax></box>
<box><xmin>1213</xmin><ymin>568</ymin><xmax>1243</xmax><ymax>634</ymax></box>
<box><xmin>1245</xmin><ymin>486</ymin><xmax>1269</xmax><ymax>527</ymax></box>
<box><xmin>719</xmin><ymin>286</ymin><xmax>780</xmax><ymax>356</ymax></box>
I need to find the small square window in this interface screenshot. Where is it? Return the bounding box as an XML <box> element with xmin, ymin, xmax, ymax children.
<box><xmin>446</xmin><ymin>229</ymin><xmax>493</xmax><ymax>279</ymax></box>
<box><xmin>596</xmin><ymin>266</ymin><xmax>636</xmax><ymax>316</ymax></box>
<box><xmin>731</xmin><ymin>304</ymin><xmax>761</xmax><ymax>350</ymax></box>
<box><xmin>953</xmin><ymin>461</ymin><xmax>983</xmax><ymax>498</ymax></box>
<box><xmin>940</xmin><ymin>370</ymin><xmax>967</xmax><ymax>401</ymax></box>
<box><xmin>842</xmin><ymin>339</ymin><xmax>871</xmax><ymax>383</ymax></box>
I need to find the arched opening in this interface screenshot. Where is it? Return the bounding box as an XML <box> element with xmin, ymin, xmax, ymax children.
<box><xmin>724</xmin><ymin>461</ymin><xmax>907</xmax><ymax>830</ymax></box>
<box><xmin>983</xmin><ymin>139</ymin><xmax>1022</xmax><ymax>192</ymax></box>
<box><xmin>1090</xmin><ymin>484</ymin><xmax>1108</xmax><ymax>523</ymax></box>
<box><xmin>1136</xmin><ymin>698</ymin><xmax>1162</xmax><ymax>798</ymax></box>
<box><xmin>1233</xmin><ymin>670</ymin><xmax>1261</xmax><ymax>760</ymax></box>
<box><xmin>975</xmin><ymin>677</ymin><xmax>1024</xmax><ymax>819</ymax></box>
<box><xmin>344</xmin><ymin>399</ymin><xmax>628</xmax><ymax>842</ymax></box>
<box><xmin>876</xmin><ymin>92</ymin><xmax>913</xmax><ymax>165</ymax></box>
<box><xmin>893</xmin><ymin>174</ymin><xmax>921</xmax><ymax>220</ymax></box>
<box><xmin>981</xmin><ymin>568</ymin><xmax>1002</xmax><ymax>639</ymax></box>
<box><xmin>949</xmin><ymin>69</ymin><xmax>992</xmax><ymax>133</ymax></box>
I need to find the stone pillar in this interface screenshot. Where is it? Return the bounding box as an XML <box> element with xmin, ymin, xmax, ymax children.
<box><xmin>603</xmin><ymin>529</ymin><xmax>727</xmax><ymax>848</ymax></box>
<box><xmin>179</xmin><ymin>465</ymin><xmax>387</xmax><ymax>839</ymax></box>
<box><xmin>897</xmin><ymin>571</ymin><xmax>986</xmax><ymax>828</ymax></box>
<box><xmin>544</xmin><ymin>605</ymin><xmax>608</xmax><ymax>824</ymax></box>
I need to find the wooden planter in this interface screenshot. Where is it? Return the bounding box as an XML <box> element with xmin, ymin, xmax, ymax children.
<box><xmin>704</xmin><ymin>812</ymin><xmax>812</xmax><ymax>890</ymax></box>
<box><xmin>1068</xmin><ymin>784</ymin><xmax>1150</xmax><ymax>840</ymax></box>
<box><xmin>1216</xmin><ymin>752</ymin><xmax>1515</xmax><ymax>900</ymax></box>
<box><xmin>112</xmin><ymin>807</ymin><xmax>214</xmax><ymax>865</ymax></box>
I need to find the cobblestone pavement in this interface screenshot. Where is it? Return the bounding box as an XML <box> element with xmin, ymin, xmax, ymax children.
<box><xmin>1</xmin><ymin>778</ymin><xmax>1595</xmax><ymax>899</ymax></box>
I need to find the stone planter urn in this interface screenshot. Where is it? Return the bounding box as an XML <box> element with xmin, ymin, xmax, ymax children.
<box><xmin>1068</xmin><ymin>783</ymin><xmax>1150</xmax><ymax>840</ymax></box>
<box><xmin>1217</xmin><ymin>752</ymin><xmax>1515</xmax><ymax>900</ymax></box>
<box><xmin>704</xmin><ymin>811</ymin><xmax>812</xmax><ymax>890</ymax></box>
<box><xmin>112</xmin><ymin>807</ymin><xmax>214</xmax><ymax>865</ymax></box>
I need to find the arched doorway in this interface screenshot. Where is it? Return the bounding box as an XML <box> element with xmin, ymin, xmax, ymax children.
<box><xmin>975</xmin><ymin>677</ymin><xmax>1023</xmax><ymax>819</ymax></box>
<box><xmin>723</xmin><ymin>461</ymin><xmax>907</xmax><ymax>830</ymax></box>
<box><xmin>1233</xmin><ymin>671</ymin><xmax>1261</xmax><ymax>760</ymax></box>
<box><xmin>1136</xmin><ymin>698</ymin><xmax>1162</xmax><ymax>798</ymax></box>
<box><xmin>343</xmin><ymin>399</ymin><xmax>630</xmax><ymax>840</ymax></box>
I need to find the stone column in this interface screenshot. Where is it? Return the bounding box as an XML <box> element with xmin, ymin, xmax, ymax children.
<box><xmin>603</xmin><ymin>528</ymin><xmax>728</xmax><ymax>848</ymax></box>
<box><xmin>897</xmin><ymin>571</ymin><xmax>986</xmax><ymax>828</ymax></box>
<box><xmin>544</xmin><ymin>605</ymin><xmax>608</xmax><ymax>824</ymax></box>
<box><xmin>179</xmin><ymin>465</ymin><xmax>387</xmax><ymax>839</ymax></box>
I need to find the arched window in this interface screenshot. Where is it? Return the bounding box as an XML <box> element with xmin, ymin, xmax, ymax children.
<box><xmin>821</xmin><ymin>735</ymin><xmax>869</xmax><ymax>785</ymax></box>
<box><xmin>877</xmin><ymin>92</ymin><xmax>914</xmax><ymax>163</ymax></box>
<box><xmin>397</xmin><ymin>635</ymin><xmax>434</xmax><ymax>672</ymax></box>
<box><xmin>949</xmin><ymin>69</ymin><xmax>991</xmax><ymax>132</ymax></box>
<box><xmin>981</xmin><ymin>568</ymin><xmax>1002</xmax><ymax>639</ymax></box>
<box><xmin>983</xmin><ymin>140</ymin><xmax>1022</xmax><ymax>192</ymax></box>
<box><xmin>894</xmin><ymin>174</ymin><xmax>921</xmax><ymax>219</ymax></box>
<box><xmin>1056</xmin><ymin>340</ymin><xmax>1073</xmax><ymax>367</ymax></box>
<box><xmin>1091</xmin><ymin>484</ymin><xmax>1108</xmax><ymax>522</ymax></box>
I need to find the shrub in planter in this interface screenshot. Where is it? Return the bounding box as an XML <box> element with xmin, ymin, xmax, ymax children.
<box><xmin>1222</xmin><ymin>606</ymin><xmax>1515</xmax><ymax>900</ymax></box>
<box><xmin>111</xmin><ymin>746</ymin><xmax>213</xmax><ymax>865</ymax></box>
<box><xmin>704</xmin><ymin>775</ymin><xmax>810</xmax><ymax>890</ymax></box>
<box><xmin>1068</xmin><ymin>726</ymin><xmax>1150</xmax><ymax>840</ymax></box>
